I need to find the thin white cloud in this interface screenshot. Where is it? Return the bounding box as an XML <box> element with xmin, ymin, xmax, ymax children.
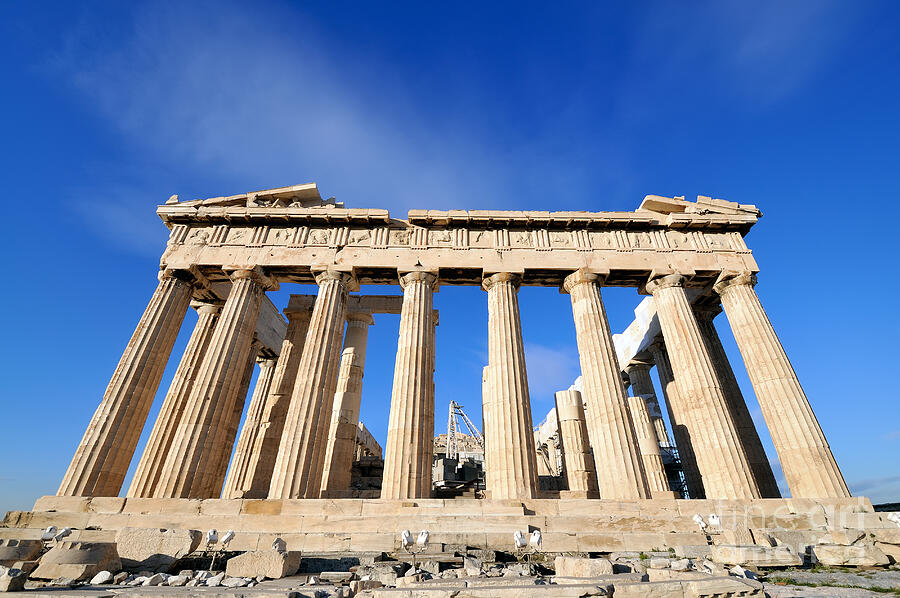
<box><xmin>525</xmin><ymin>343</ymin><xmax>580</xmax><ymax>403</ymax></box>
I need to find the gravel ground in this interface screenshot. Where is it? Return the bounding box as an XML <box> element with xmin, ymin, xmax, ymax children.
<box><xmin>763</xmin><ymin>568</ymin><xmax>900</xmax><ymax>597</ymax></box>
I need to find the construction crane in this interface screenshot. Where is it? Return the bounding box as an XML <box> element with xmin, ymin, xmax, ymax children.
<box><xmin>446</xmin><ymin>400</ymin><xmax>484</xmax><ymax>460</ymax></box>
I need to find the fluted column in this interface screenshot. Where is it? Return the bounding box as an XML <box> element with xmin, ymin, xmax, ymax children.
<box><xmin>626</xmin><ymin>395</ymin><xmax>672</xmax><ymax>496</ymax></box>
<box><xmin>555</xmin><ymin>390</ymin><xmax>599</xmax><ymax>496</ymax></box>
<box><xmin>227</xmin><ymin>309</ymin><xmax>312</xmax><ymax>498</ymax></box>
<box><xmin>625</xmin><ymin>361</ymin><xmax>671</xmax><ymax>447</ymax></box>
<box><xmin>645</xmin><ymin>274</ymin><xmax>759</xmax><ymax>499</ymax></box>
<box><xmin>563</xmin><ymin>269</ymin><xmax>649</xmax><ymax>499</ymax></box>
<box><xmin>321</xmin><ymin>313</ymin><xmax>374</xmax><ymax>497</ymax></box>
<box><xmin>127</xmin><ymin>301</ymin><xmax>221</xmax><ymax>498</ymax></box>
<box><xmin>382</xmin><ymin>272</ymin><xmax>437</xmax><ymax>499</ymax></box>
<box><xmin>694</xmin><ymin>304</ymin><xmax>781</xmax><ymax>498</ymax></box>
<box><xmin>59</xmin><ymin>269</ymin><xmax>193</xmax><ymax>497</ymax></box>
<box><xmin>202</xmin><ymin>340</ymin><xmax>261</xmax><ymax>497</ymax></box>
<box><xmin>714</xmin><ymin>272</ymin><xmax>849</xmax><ymax>498</ymax></box>
<box><xmin>480</xmin><ymin>273</ymin><xmax>538</xmax><ymax>500</ymax></box>
<box><xmin>647</xmin><ymin>340</ymin><xmax>705</xmax><ymax>498</ymax></box>
<box><xmin>221</xmin><ymin>354</ymin><xmax>277</xmax><ymax>498</ymax></box>
<box><xmin>269</xmin><ymin>270</ymin><xmax>353</xmax><ymax>499</ymax></box>
<box><xmin>155</xmin><ymin>267</ymin><xmax>274</xmax><ymax>498</ymax></box>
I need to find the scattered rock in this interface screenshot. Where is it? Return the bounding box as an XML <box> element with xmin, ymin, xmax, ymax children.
<box><xmin>554</xmin><ymin>556</ymin><xmax>613</xmax><ymax>577</ymax></box>
<box><xmin>89</xmin><ymin>570</ymin><xmax>113</xmax><ymax>584</ymax></box>
<box><xmin>730</xmin><ymin>564</ymin><xmax>757</xmax><ymax>579</ymax></box>
<box><xmin>649</xmin><ymin>557</ymin><xmax>671</xmax><ymax>569</ymax></box>
<box><xmin>206</xmin><ymin>572</ymin><xmax>225</xmax><ymax>586</ymax></box>
<box><xmin>113</xmin><ymin>571</ymin><xmax>129</xmax><ymax>584</ymax></box>
<box><xmin>670</xmin><ymin>558</ymin><xmax>691</xmax><ymax>571</ymax></box>
<box><xmin>142</xmin><ymin>573</ymin><xmax>166</xmax><ymax>586</ymax></box>
<box><xmin>167</xmin><ymin>574</ymin><xmax>189</xmax><ymax>586</ymax></box>
<box><xmin>221</xmin><ymin>576</ymin><xmax>248</xmax><ymax>587</ymax></box>
<box><xmin>464</xmin><ymin>556</ymin><xmax>483</xmax><ymax>576</ymax></box>
<box><xmin>49</xmin><ymin>576</ymin><xmax>77</xmax><ymax>587</ymax></box>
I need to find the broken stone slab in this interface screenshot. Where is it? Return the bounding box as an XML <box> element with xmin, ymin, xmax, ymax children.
<box><xmin>225</xmin><ymin>550</ymin><xmax>301</xmax><ymax>579</ymax></box>
<box><xmin>812</xmin><ymin>543</ymin><xmax>890</xmax><ymax>567</ymax></box>
<box><xmin>649</xmin><ymin>557</ymin><xmax>671</xmax><ymax>569</ymax></box>
<box><xmin>112</xmin><ymin>571</ymin><xmax>129</xmax><ymax>584</ymax></box>
<box><xmin>114</xmin><ymin>527</ymin><xmax>201</xmax><ymax>572</ymax></box>
<box><xmin>31</xmin><ymin>541</ymin><xmax>121</xmax><ymax>582</ymax></box>
<box><xmin>612</xmin><ymin>575</ymin><xmax>763</xmax><ymax>597</ymax></box>
<box><xmin>0</xmin><ymin>540</ymin><xmax>42</xmax><ymax>566</ymax></box>
<box><xmin>673</xmin><ymin>545</ymin><xmax>711</xmax><ymax>560</ymax></box>
<box><xmin>351</xmin><ymin>579</ymin><xmax>384</xmax><ymax>593</ymax></box>
<box><xmin>709</xmin><ymin>544</ymin><xmax>801</xmax><ymax>567</ymax></box>
<box><xmin>554</xmin><ymin>556</ymin><xmax>613</xmax><ymax>577</ymax></box>
<box><xmin>206</xmin><ymin>572</ymin><xmax>225</xmax><ymax>586</ymax></box>
<box><xmin>0</xmin><ymin>566</ymin><xmax>27</xmax><ymax>592</ymax></box>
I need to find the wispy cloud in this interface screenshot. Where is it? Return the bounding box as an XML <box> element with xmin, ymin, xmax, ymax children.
<box><xmin>525</xmin><ymin>343</ymin><xmax>580</xmax><ymax>403</ymax></box>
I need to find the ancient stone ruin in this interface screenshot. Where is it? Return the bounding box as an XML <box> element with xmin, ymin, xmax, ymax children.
<box><xmin>2</xmin><ymin>183</ymin><xmax>898</xmax><ymax>595</ymax></box>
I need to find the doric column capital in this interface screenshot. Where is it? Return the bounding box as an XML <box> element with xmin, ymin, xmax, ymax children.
<box><xmin>346</xmin><ymin>312</ymin><xmax>375</xmax><ymax>327</ymax></box>
<box><xmin>158</xmin><ymin>267</ymin><xmax>196</xmax><ymax>284</ymax></box>
<box><xmin>644</xmin><ymin>273</ymin><xmax>686</xmax><ymax>295</ymax></box>
<box><xmin>256</xmin><ymin>356</ymin><xmax>277</xmax><ymax>369</ymax></box>
<box><xmin>624</xmin><ymin>361</ymin><xmax>652</xmax><ymax>375</ymax></box>
<box><xmin>313</xmin><ymin>268</ymin><xmax>357</xmax><ymax>290</ymax></box>
<box><xmin>482</xmin><ymin>272</ymin><xmax>521</xmax><ymax>291</ymax></box>
<box><xmin>693</xmin><ymin>302</ymin><xmax>723</xmax><ymax>321</ymax></box>
<box><xmin>399</xmin><ymin>271</ymin><xmax>437</xmax><ymax>289</ymax></box>
<box><xmin>713</xmin><ymin>271</ymin><xmax>758</xmax><ymax>296</ymax></box>
<box><xmin>225</xmin><ymin>266</ymin><xmax>279</xmax><ymax>291</ymax></box>
<box><xmin>190</xmin><ymin>300</ymin><xmax>223</xmax><ymax>316</ymax></box>
<box><xmin>561</xmin><ymin>268</ymin><xmax>606</xmax><ymax>294</ymax></box>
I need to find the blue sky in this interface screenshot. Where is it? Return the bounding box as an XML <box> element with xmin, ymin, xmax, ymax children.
<box><xmin>1</xmin><ymin>1</ymin><xmax>898</xmax><ymax>512</ymax></box>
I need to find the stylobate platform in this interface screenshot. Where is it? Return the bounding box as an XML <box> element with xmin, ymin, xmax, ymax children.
<box><xmin>2</xmin><ymin>496</ymin><xmax>886</xmax><ymax>555</ymax></box>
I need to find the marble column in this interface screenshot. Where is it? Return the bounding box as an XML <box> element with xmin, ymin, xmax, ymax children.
<box><xmin>321</xmin><ymin>313</ymin><xmax>374</xmax><ymax>497</ymax></box>
<box><xmin>155</xmin><ymin>267</ymin><xmax>274</xmax><ymax>498</ymax></box>
<box><xmin>555</xmin><ymin>390</ymin><xmax>599</xmax><ymax>496</ymax></box>
<box><xmin>382</xmin><ymin>272</ymin><xmax>437</xmax><ymax>499</ymax></box>
<box><xmin>625</xmin><ymin>361</ymin><xmax>671</xmax><ymax>447</ymax></box>
<box><xmin>563</xmin><ymin>269</ymin><xmax>649</xmax><ymax>499</ymax></box>
<box><xmin>58</xmin><ymin>269</ymin><xmax>193</xmax><ymax>497</ymax></box>
<box><xmin>626</xmin><ymin>395</ymin><xmax>673</xmax><ymax>496</ymax></box>
<box><xmin>480</xmin><ymin>273</ymin><xmax>539</xmax><ymax>500</ymax></box>
<box><xmin>203</xmin><ymin>340</ymin><xmax>261</xmax><ymax>497</ymax></box>
<box><xmin>694</xmin><ymin>304</ymin><xmax>781</xmax><ymax>498</ymax></box>
<box><xmin>647</xmin><ymin>340</ymin><xmax>705</xmax><ymax>498</ymax></box>
<box><xmin>227</xmin><ymin>308</ymin><xmax>313</xmax><ymax>498</ymax></box>
<box><xmin>269</xmin><ymin>270</ymin><xmax>353</xmax><ymax>499</ymax></box>
<box><xmin>645</xmin><ymin>274</ymin><xmax>759</xmax><ymax>499</ymax></box>
<box><xmin>714</xmin><ymin>272</ymin><xmax>850</xmax><ymax>498</ymax></box>
<box><xmin>127</xmin><ymin>300</ymin><xmax>221</xmax><ymax>498</ymax></box>
<box><xmin>221</xmin><ymin>354</ymin><xmax>277</xmax><ymax>498</ymax></box>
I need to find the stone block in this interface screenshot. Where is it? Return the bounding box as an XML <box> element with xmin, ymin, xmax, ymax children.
<box><xmin>709</xmin><ymin>544</ymin><xmax>801</xmax><ymax>567</ymax></box>
<box><xmin>0</xmin><ymin>539</ymin><xmax>41</xmax><ymax>566</ymax></box>
<box><xmin>812</xmin><ymin>543</ymin><xmax>890</xmax><ymax>567</ymax></box>
<box><xmin>31</xmin><ymin>541</ymin><xmax>121</xmax><ymax>581</ymax></box>
<box><xmin>167</xmin><ymin>574</ymin><xmax>189</xmax><ymax>586</ymax></box>
<box><xmin>115</xmin><ymin>527</ymin><xmax>201</xmax><ymax>572</ymax></box>
<box><xmin>554</xmin><ymin>556</ymin><xmax>613</xmax><ymax>577</ymax></box>
<box><xmin>225</xmin><ymin>550</ymin><xmax>301</xmax><ymax>579</ymax></box>
<box><xmin>0</xmin><ymin>566</ymin><xmax>27</xmax><ymax>592</ymax></box>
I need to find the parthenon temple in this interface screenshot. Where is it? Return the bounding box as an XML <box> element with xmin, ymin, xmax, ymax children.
<box><xmin>4</xmin><ymin>183</ymin><xmax>879</xmax><ymax>559</ymax></box>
